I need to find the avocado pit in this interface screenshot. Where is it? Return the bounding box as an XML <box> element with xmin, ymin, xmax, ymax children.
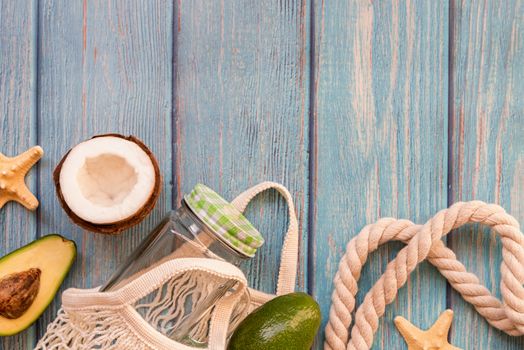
<box><xmin>0</xmin><ymin>268</ymin><xmax>41</xmax><ymax>319</ymax></box>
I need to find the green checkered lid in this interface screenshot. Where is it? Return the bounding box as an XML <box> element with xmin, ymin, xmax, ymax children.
<box><xmin>184</xmin><ymin>184</ymin><xmax>264</xmax><ymax>257</ymax></box>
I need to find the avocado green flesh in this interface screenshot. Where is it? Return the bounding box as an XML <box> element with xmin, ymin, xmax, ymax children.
<box><xmin>228</xmin><ymin>292</ymin><xmax>321</xmax><ymax>350</ymax></box>
<box><xmin>0</xmin><ymin>234</ymin><xmax>76</xmax><ymax>336</ymax></box>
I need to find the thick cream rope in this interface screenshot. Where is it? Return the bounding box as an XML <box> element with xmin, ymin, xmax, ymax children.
<box><xmin>325</xmin><ymin>201</ymin><xmax>524</xmax><ymax>350</ymax></box>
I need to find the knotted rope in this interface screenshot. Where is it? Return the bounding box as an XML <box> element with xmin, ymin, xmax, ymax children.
<box><xmin>324</xmin><ymin>201</ymin><xmax>524</xmax><ymax>350</ymax></box>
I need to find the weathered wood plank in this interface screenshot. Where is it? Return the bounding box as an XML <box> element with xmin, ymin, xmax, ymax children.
<box><xmin>0</xmin><ymin>1</ymin><xmax>38</xmax><ymax>348</ymax></box>
<box><xmin>174</xmin><ymin>0</ymin><xmax>310</xmax><ymax>295</ymax></box>
<box><xmin>36</xmin><ymin>0</ymin><xmax>173</xmax><ymax>340</ymax></box>
<box><xmin>449</xmin><ymin>0</ymin><xmax>524</xmax><ymax>348</ymax></box>
<box><xmin>311</xmin><ymin>1</ymin><xmax>449</xmax><ymax>348</ymax></box>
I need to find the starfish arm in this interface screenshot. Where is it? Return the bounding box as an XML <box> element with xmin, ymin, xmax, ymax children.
<box><xmin>12</xmin><ymin>146</ymin><xmax>44</xmax><ymax>173</ymax></box>
<box><xmin>429</xmin><ymin>309</ymin><xmax>454</xmax><ymax>337</ymax></box>
<box><xmin>12</xmin><ymin>183</ymin><xmax>39</xmax><ymax>210</ymax></box>
<box><xmin>394</xmin><ymin>316</ymin><xmax>424</xmax><ymax>345</ymax></box>
<box><xmin>0</xmin><ymin>146</ymin><xmax>42</xmax><ymax>211</ymax></box>
<box><xmin>0</xmin><ymin>193</ymin><xmax>9</xmax><ymax>209</ymax></box>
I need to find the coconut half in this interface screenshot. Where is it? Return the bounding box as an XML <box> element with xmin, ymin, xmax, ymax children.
<box><xmin>54</xmin><ymin>134</ymin><xmax>161</xmax><ymax>234</ymax></box>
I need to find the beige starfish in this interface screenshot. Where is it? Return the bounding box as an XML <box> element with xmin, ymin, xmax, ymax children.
<box><xmin>394</xmin><ymin>309</ymin><xmax>462</xmax><ymax>350</ymax></box>
<box><xmin>0</xmin><ymin>146</ymin><xmax>43</xmax><ymax>210</ymax></box>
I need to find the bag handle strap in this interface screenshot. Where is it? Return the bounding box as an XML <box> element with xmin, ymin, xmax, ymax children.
<box><xmin>208</xmin><ymin>288</ymin><xmax>247</xmax><ymax>350</ymax></box>
<box><xmin>231</xmin><ymin>181</ymin><xmax>299</xmax><ymax>295</ymax></box>
<box><xmin>62</xmin><ymin>258</ymin><xmax>248</xmax><ymax>308</ymax></box>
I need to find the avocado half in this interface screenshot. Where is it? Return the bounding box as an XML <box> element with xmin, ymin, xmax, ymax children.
<box><xmin>0</xmin><ymin>235</ymin><xmax>76</xmax><ymax>336</ymax></box>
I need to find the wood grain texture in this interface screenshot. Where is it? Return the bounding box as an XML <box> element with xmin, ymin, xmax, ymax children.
<box><xmin>449</xmin><ymin>0</ymin><xmax>524</xmax><ymax>348</ymax></box>
<box><xmin>0</xmin><ymin>0</ymin><xmax>522</xmax><ymax>349</ymax></box>
<box><xmin>0</xmin><ymin>1</ymin><xmax>38</xmax><ymax>348</ymax></box>
<box><xmin>311</xmin><ymin>1</ymin><xmax>449</xmax><ymax>348</ymax></box>
<box><xmin>36</xmin><ymin>0</ymin><xmax>173</xmax><ymax>340</ymax></box>
<box><xmin>174</xmin><ymin>0</ymin><xmax>310</xmax><ymax>294</ymax></box>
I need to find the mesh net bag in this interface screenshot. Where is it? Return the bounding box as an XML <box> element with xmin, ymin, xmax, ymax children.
<box><xmin>35</xmin><ymin>258</ymin><xmax>249</xmax><ymax>350</ymax></box>
<box><xmin>36</xmin><ymin>182</ymin><xmax>299</xmax><ymax>350</ymax></box>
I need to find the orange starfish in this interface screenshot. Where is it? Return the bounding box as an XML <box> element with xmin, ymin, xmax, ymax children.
<box><xmin>394</xmin><ymin>309</ymin><xmax>461</xmax><ymax>350</ymax></box>
<box><xmin>0</xmin><ymin>146</ymin><xmax>44</xmax><ymax>210</ymax></box>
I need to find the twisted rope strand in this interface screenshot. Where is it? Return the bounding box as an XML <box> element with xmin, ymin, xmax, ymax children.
<box><xmin>324</xmin><ymin>201</ymin><xmax>524</xmax><ymax>350</ymax></box>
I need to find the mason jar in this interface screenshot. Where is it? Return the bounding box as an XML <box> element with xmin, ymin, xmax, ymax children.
<box><xmin>101</xmin><ymin>184</ymin><xmax>264</xmax><ymax>346</ymax></box>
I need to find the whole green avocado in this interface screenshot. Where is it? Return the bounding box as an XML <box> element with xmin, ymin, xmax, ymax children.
<box><xmin>228</xmin><ymin>292</ymin><xmax>321</xmax><ymax>350</ymax></box>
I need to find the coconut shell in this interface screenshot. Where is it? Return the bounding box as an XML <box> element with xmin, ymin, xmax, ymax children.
<box><xmin>53</xmin><ymin>134</ymin><xmax>162</xmax><ymax>235</ymax></box>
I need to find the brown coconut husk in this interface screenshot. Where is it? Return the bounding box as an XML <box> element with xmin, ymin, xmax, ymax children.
<box><xmin>53</xmin><ymin>134</ymin><xmax>162</xmax><ymax>235</ymax></box>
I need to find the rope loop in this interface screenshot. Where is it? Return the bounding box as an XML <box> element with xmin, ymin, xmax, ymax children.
<box><xmin>324</xmin><ymin>201</ymin><xmax>524</xmax><ymax>350</ymax></box>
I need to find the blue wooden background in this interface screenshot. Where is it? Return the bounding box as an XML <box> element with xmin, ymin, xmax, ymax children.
<box><xmin>0</xmin><ymin>0</ymin><xmax>522</xmax><ymax>349</ymax></box>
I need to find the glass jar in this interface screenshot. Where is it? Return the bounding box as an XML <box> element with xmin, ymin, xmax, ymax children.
<box><xmin>101</xmin><ymin>184</ymin><xmax>264</xmax><ymax>346</ymax></box>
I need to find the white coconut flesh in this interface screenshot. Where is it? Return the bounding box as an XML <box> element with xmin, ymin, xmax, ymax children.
<box><xmin>59</xmin><ymin>136</ymin><xmax>156</xmax><ymax>224</ymax></box>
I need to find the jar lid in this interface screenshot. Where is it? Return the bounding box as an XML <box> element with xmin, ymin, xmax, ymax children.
<box><xmin>184</xmin><ymin>184</ymin><xmax>264</xmax><ymax>257</ymax></box>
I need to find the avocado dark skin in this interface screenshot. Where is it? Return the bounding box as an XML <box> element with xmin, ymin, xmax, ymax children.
<box><xmin>228</xmin><ymin>292</ymin><xmax>321</xmax><ymax>350</ymax></box>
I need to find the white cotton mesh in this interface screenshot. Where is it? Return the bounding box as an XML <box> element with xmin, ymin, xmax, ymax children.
<box><xmin>132</xmin><ymin>270</ymin><xmax>239</xmax><ymax>343</ymax></box>
<box><xmin>35</xmin><ymin>308</ymin><xmax>152</xmax><ymax>350</ymax></box>
<box><xmin>35</xmin><ymin>261</ymin><xmax>250</xmax><ymax>350</ymax></box>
